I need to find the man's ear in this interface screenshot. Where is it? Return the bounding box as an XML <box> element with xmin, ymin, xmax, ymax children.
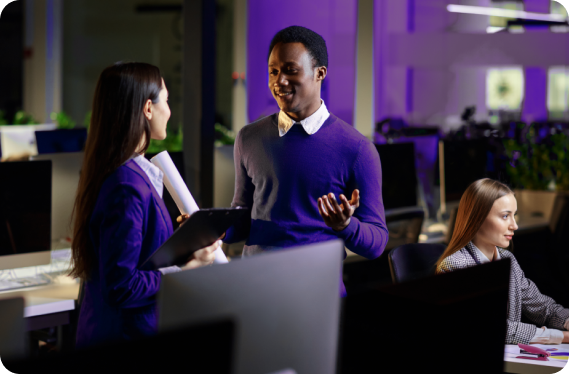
<box><xmin>143</xmin><ymin>99</ymin><xmax>153</xmax><ymax>120</ymax></box>
<box><xmin>316</xmin><ymin>66</ymin><xmax>327</xmax><ymax>82</ymax></box>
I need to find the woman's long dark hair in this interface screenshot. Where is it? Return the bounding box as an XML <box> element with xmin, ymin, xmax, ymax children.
<box><xmin>436</xmin><ymin>178</ymin><xmax>513</xmax><ymax>269</ymax></box>
<box><xmin>69</xmin><ymin>62</ymin><xmax>163</xmax><ymax>280</ymax></box>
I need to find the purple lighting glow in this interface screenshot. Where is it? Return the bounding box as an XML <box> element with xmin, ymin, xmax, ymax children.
<box><xmin>247</xmin><ymin>0</ymin><xmax>358</xmax><ymax>124</ymax></box>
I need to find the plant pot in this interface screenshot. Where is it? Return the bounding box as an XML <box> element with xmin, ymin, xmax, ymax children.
<box><xmin>514</xmin><ymin>189</ymin><xmax>558</xmax><ymax>222</ymax></box>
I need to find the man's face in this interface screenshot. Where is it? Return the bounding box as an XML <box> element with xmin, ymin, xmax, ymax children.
<box><xmin>268</xmin><ymin>42</ymin><xmax>325</xmax><ymax>120</ymax></box>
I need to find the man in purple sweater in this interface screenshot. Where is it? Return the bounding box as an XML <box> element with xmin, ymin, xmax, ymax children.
<box><xmin>224</xmin><ymin>26</ymin><xmax>388</xmax><ymax>295</ymax></box>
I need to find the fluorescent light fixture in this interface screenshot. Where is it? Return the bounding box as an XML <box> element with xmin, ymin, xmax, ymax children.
<box><xmin>447</xmin><ymin>4</ymin><xmax>567</xmax><ymax>22</ymax></box>
<box><xmin>486</xmin><ymin>26</ymin><xmax>506</xmax><ymax>33</ymax></box>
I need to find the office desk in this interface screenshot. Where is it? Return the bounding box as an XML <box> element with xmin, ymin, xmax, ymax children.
<box><xmin>504</xmin><ymin>344</ymin><xmax>568</xmax><ymax>374</ymax></box>
<box><xmin>0</xmin><ymin>281</ymin><xmax>79</xmax><ymax>331</ymax></box>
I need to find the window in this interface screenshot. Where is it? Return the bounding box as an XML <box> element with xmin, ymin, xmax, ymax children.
<box><xmin>486</xmin><ymin>67</ymin><xmax>525</xmax><ymax>111</ymax></box>
<box><xmin>547</xmin><ymin>66</ymin><xmax>569</xmax><ymax>118</ymax></box>
<box><xmin>487</xmin><ymin>1</ymin><xmax>524</xmax><ymax>33</ymax></box>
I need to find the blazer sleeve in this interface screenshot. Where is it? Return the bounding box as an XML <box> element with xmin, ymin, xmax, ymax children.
<box><xmin>513</xmin><ymin>257</ymin><xmax>569</xmax><ymax>330</ymax></box>
<box><xmin>97</xmin><ymin>181</ymin><xmax>161</xmax><ymax>308</ymax></box>
<box><xmin>335</xmin><ymin>139</ymin><xmax>389</xmax><ymax>259</ymax></box>
<box><xmin>506</xmin><ymin>320</ymin><xmax>539</xmax><ymax>345</ymax></box>
<box><xmin>224</xmin><ymin>129</ymin><xmax>253</xmax><ymax>243</ymax></box>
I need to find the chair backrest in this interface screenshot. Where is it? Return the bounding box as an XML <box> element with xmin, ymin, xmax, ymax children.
<box><xmin>388</xmin><ymin>243</ymin><xmax>446</xmax><ymax>283</ymax></box>
<box><xmin>551</xmin><ymin>192</ymin><xmax>569</xmax><ymax>253</ymax></box>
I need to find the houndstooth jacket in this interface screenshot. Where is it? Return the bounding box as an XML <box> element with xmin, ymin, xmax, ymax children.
<box><xmin>437</xmin><ymin>242</ymin><xmax>569</xmax><ymax>345</ymax></box>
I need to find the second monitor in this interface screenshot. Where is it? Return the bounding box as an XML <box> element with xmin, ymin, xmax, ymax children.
<box><xmin>375</xmin><ymin>142</ymin><xmax>418</xmax><ymax>210</ymax></box>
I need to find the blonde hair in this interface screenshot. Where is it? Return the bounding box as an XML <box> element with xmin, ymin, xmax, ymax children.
<box><xmin>436</xmin><ymin>178</ymin><xmax>513</xmax><ymax>268</ymax></box>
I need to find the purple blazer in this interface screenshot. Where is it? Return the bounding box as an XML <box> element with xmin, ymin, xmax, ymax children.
<box><xmin>76</xmin><ymin>160</ymin><xmax>173</xmax><ymax>349</ymax></box>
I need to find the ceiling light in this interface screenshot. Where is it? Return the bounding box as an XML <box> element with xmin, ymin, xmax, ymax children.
<box><xmin>447</xmin><ymin>4</ymin><xmax>567</xmax><ymax>22</ymax></box>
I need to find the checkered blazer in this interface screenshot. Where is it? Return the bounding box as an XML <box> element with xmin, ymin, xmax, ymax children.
<box><xmin>437</xmin><ymin>242</ymin><xmax>569</xmax><ymax>345</ymax></box>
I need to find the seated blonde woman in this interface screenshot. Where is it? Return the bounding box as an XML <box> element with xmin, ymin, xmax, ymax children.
<box><xmin>436</xmin><ymin>178</ymin><xmax>569</xmax><ymax>345</ymax></box>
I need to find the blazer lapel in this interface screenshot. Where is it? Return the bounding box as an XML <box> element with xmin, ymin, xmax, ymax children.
<box><xmin>125</xmin><ymin>160</ymin><xmax>173</xmax><ymax>236</ymax></box>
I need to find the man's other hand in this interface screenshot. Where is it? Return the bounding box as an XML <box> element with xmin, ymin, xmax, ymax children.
<box><xmin>317</xmin><ymin>190</ymin><xmax>360</xmax><ymax>231</ymax></box>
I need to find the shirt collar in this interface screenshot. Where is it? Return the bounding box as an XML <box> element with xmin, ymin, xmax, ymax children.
<box><xmin>277</xmin><ymin>100</ymin><xmax>330</xmax><ymax>137</ymax></box>
<box><xmin>468</xmin><ymin>241</ymin><xmax>501</xmax><ymax>264</ymax></box>
<box><xmin>132</xmin><ymin>154</ymin><xmax>164</xmax><ymax>198</ymax></box>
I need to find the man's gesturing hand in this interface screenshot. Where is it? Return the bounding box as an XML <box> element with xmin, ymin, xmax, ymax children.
<box><xmin>317</xmin><ymin>189</ymin><xmax>360</xmax><ymax>232</ymax></box>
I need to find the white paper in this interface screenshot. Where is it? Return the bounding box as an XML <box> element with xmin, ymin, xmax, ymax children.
<box><xmin>151</xmin><ymin>151</ymin><xmax>228</xmax><ymax>264</ymax></box>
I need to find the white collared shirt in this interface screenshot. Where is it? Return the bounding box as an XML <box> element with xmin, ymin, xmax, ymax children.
<box><xmin>470</xmin><ymin>242</ymin><xmax>501</xmax><ymax>263</ymax></box>
<box><xmin>277</xmin><ymin>100</ymin><xmax>330</xmax><ymax>137</ymax></box>
<box><xmin>132</xmin><ymin>154</ymin><xmax>164</xmax><ymax>198</ymax></box>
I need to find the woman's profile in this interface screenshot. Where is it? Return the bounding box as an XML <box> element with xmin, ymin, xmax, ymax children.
<box><xmin>436</xmin><ymin>178</ymin><xmax>569</xmax><ymax>345</ymax></box>
<box><xmin>70</xmin><ymin>62</ymin><xmax>218</xmax><ymax>348</ymax></box>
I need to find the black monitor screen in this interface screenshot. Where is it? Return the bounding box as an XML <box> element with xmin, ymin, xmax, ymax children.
<box><xmin>35</xmin><ymin>128</ymin><xmax>88</xmax><ymax>154</ymax></box>
<box><xmin>0</xmin><ymin>161</ymin><xmax>51</xmax><ymax>255</ymax></box>
<box><xmin>443</xmin><ymin>139</ymin><xmax>489</xmax><ymax>202</ymax></box>
<box><xmin>375</xmin><ymin>143</ymin><xmax>418</xmax><ymax>210</ymax></box>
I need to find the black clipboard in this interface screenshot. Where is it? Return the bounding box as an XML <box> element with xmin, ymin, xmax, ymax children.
<box><xmin>140</xmin><ymin>208</ymin><xmax>250</xmax><ymax>270</ymax></box>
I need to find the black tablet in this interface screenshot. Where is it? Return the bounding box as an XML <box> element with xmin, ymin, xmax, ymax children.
<box><xmin>140</xmin><ymin>208</ymin><xmax>250</xmax><ymax>270</ymax></box>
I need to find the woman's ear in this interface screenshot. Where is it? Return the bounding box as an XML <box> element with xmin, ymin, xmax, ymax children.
<box><xmin>143</xmin><ymin>99</ymin><xmax>153</xmax><ymax>121</ymax></box>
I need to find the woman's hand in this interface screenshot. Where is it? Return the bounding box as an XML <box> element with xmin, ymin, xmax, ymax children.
<box><xmin>180</xmin><ymin>240</ymin><xmax>221</xmax><ymax>270</ymax></box>
<box><xmin>563</xmin><ymin>331</ymin><xmax>569</xmax><ymax>343</ymax></box>
<box><xmin>176</xmin><ymin>213</ymin><xmax>190</xmax><ymax>227</ymax></box>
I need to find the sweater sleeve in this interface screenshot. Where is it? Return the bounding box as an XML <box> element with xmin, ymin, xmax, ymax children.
<box><xmin>97</xmin><ymin>182</ymin><xmax>161</xmax><ymax>308</ymax></box>
<box><xmin>335</xmin><ymin>139</ymin><xmax>388</xmax><ymax>259</ymax></box>
<box><xmin>224</xmin><ymin>129</ymin><xmax>253</xmax><ymax>243</ymax></box>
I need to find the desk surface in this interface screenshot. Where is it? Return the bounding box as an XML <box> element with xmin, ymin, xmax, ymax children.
<box><xmin>504</xmin><ymin>344</ymin><xmax>568</xmax><ymax>374</ymax></box>
<box><xmin>0</xmin><ymin>280</ymin><xmax>79</xmax><ymax>317</ymax></box>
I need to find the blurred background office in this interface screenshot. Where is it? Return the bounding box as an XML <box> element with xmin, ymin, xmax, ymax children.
<box><xmin>0</xmin><ymin>0</ymin><xmax>569</xmax><ymax>362</ymax></box>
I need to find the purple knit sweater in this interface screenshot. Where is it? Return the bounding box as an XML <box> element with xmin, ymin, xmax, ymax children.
<box><xmin>224</xmin><ymin>113</ymin><xmax>388</xmax><ymax>295</ymax></box>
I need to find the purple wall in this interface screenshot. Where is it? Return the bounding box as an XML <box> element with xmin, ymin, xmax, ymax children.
<box><xmin>247</xmin><ymin>0</ymin><xmax>357</xmax><ymax>124</ymax></box>
<box><xmin>522</xmin><ymin>67</ymin><xmax>548</xmax><ymax>122</ymax></box>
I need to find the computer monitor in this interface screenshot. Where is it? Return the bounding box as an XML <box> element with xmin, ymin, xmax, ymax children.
<box><xmin>0</xmin><ymin>160</ymin><xmax>51</xmax><ymax>269</ymax></box>
<box><xmin>35</xmin><ymin>128</ymin><xmax>87</xmax><ymax>154</ymax></box>
<box><xmin>5</xmin><ymin>318</ymin><xmax>234</xmax><ymax>374</ymax></box>
<box><xmin>341</xmin><ymin>258</ymin><xmax>510</xmax><ymax>373</ymax></box>
<box><xmin>0</xmin><ymin>297</ymin><xmax>25</xmax><ymax>360</ymax></box>
<box><xmin>158</xmin><ymin>240</ymin><xmax>344</xmax><ymax>374</ymax></box>
<box><xmin>439</xmin><ymin>139</ymin><xmax>489</xmax><ymax>213</ymax></box>
<box><xmin>375</xmin><ymin>142</ymin><xmax>418</xmax><ymax>210</ymax></box>
<box><xmin>31</xmin><ymin>152</ymin><xmax>83</xmax><ymax>248</ymax></box>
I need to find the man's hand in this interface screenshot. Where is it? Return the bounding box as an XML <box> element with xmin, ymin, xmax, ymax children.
<box><xmin>317</xmin><ymin>190</ymin><xmax>360</xmax><ymax>232</ymax></box>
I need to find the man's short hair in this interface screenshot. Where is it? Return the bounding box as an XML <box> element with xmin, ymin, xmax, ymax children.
<box><xmin>268</xmin><ymin>26</ymin><xmax>328</xmax><ymax>68</ymax></box>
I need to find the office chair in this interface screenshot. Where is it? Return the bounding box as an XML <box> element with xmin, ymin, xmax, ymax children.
<box><xmin>388</xmin><ymin>243</ymin><xmax>446</xmax><ymax>283</ymax></box>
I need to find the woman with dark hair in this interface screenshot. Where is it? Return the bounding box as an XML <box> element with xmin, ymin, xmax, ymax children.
<box><xmin>436</xmin><ymin>178</ymin><xmax>569</xmax><ymax>345</ymax></box>
<box><xmin>71</xmin><ymin>62</ymin><xmax>218</xmax><ymax>348</ymax></box>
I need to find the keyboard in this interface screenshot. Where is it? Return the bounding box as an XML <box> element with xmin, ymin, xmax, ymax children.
<box><xmin>0</xmin><ymin>275</ymin><xmax>51</xmax><ymax>291</ymax></box>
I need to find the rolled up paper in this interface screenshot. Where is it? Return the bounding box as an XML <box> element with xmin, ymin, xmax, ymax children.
<box><xmin>151</xmin><ymin>151</ymin><xmax>228</xmax><ymax>264</ymax></box>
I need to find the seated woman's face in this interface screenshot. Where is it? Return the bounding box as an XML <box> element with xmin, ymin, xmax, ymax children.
<box><xmin>475</xmin><ymin>193</ymin><xmax>518</xmax><ymax>249</ymax></box>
